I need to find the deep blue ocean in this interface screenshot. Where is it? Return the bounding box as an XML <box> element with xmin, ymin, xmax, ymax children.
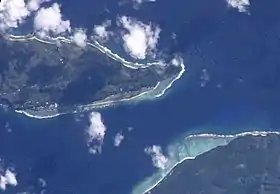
<box><xmin>1</xmin><ymin>0</ymin><xmax>280</xmax><ymax>193</ymax></box>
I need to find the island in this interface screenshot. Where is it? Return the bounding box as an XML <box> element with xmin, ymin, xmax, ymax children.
<box><xmin>147</xmin><ymin>133</ymin><xmax>280</xmax><ymax>194</ymax></box>
<box><xmin>0</xmin><ymin>33</ymin><xmax>184</xmax><ymax>118</ymax></box>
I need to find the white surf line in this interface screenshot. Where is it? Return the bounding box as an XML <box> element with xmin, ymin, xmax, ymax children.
<box><xmin>15</xmin><ymin>82</ymin><xmax>160</xmax><ymax>119</ymax></box>
<box><xmin>6</xmin><ymin>34</ymin><xmax>159</xmax><ymax>69</ymax></box>
<box><xmin>141</xmin><ymin>157</ymin><xmax>196</xmax><ymax>194</ymax></box>
<box><xmin>119</xmin><ymin>82</ymin><xmax>161</xmax><ymax>101</ymax></box>
<box><xmin>155</xmin><ymin>58</ymin><xmax>185</xmax><ymax>98</ymax></box>
<box><xmin>14</xmin><ymin>84</ymin><xmax>156</xmax><ymax>119</ymax></box>
<box><xmin>141</xmin><ymin>130</ymin><xmax>280</xmax><ymax>194</ymax></box>
<box><xmin>4</xmin><ymin>33</ymin><xmax>186</xmax><ymax>118</ymax></box>
<box><xmin>78</xmin><ymin>80</ymin><xmax>169</xmax><ymax>111</ymax></box>
<box><xmin>14</xmin><ymin>110</ymin><xmax>65</xmax><ymax>119</ymax></box>
<box><xmin>80</xmin><ymin>77</ymin><xmax>174</xmax><ymax>110</ymax></box>
<box><xmin>6</xmin><ymin>34</ymin><xmax>186</xmax><ymax>93</ymax></box>
<box><xmin>15</xmin><ymin>74</ymin><xmax>176</xmax><ymax>119</ymax></box>
<box><xmin>186</xmin><ymin>130</ymin><xmax>280</xmax><ymax>138</ymax></box>
<box><xmin>78</xmin><ymin>82</ymin><xmax>160</xmax><ymax>109</ymax></box>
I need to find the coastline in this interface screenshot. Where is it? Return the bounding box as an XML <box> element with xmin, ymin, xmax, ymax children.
<box><xmin>132</xmin><ymin>130</ymin><xmax>280</xmax><ymax>194</ymax></box>
<box><xmin>2</xmin><ymin>33</ymin><xmax>186</xmax><ymax>119</ymax></box>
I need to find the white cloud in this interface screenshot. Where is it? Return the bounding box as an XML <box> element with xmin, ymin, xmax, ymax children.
<box><xmin>0</xmin><ymin>0</ymin><xmax>70</xmax><ymax>36</ymax></box>
<box><xmin>200</xmin><ymin>68</ymin><xmax>210</xmax><ymax>87</ymax></box>
<box><xmin>0</xmin><ymin>169</ymin><xmax>18</xmax><ymax>191</ymax></box>
<box><xmin>0</xmin><ymin>0</ymin><xmax>30</xmax><ymax>30</ymax></box>
<box><xmin>92</xmin><ymin>20</ymin><xmax>112</xmax><ymax>42</ymax></box>
<box><xmin>86</xmin><ymin>112</ymin><xmax>107</xmax><ymax>154</ymax></box>
<box><xmin>226</xmin><ymin>0</ymin><xmax>250</xmax><ymax>13</ymax></box>
<box><xmin>133</xmin><ymin>0</ymin><xmax>156</xmax><ymax>8</ymax></box>
<box><xmin>72</xmin><ymin>29</ymin><xmax>87</xmax><ymax>47</ymax></box>
<box><xmin>118</xmin><ymin>16</ymin><xmax>161</xmax><ymax>60</ymax></box>
<box><xmin>27</xmin><ymin>0</ymin><xmax>50</xmax><ymax>12</ymax></box>
<box><xmin>128</xmin><ymin>127</ymin><xmax>134</xmax><ymax>132</ymax></box>
<box><xmin>171</xmin><ymin>57</ymin><xmax>181</xmax><ymax>67</ymax></box>
<box><xmin>38</xmin><ymin>177</ymin><xmax>47</xmax><ymax>187</ymax></box>
<box><xmin>0</xmin><ymin>0</ymin><xmax>52</xmax><ymax>31</ymax></box>
<box><xmin>113</xmin><ymin>132</ymin><xmax>124</xmax><ymax>147</ymax></box>
<box><xmin>34</xmin><ymin>3</ymin><xmax>71</xmax><ymax>36</ymax></box>
<box><xmin>145</xmin><ymin>145</ymin><xmax>168</xmax><ymax>170</ymax></box>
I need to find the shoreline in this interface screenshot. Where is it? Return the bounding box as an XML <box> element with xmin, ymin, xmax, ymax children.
<box><xmin>133</xmin><ymin>130</ymin><xmax>280</xmax><ymax>194</ymax></box>
<box><xmin>2</xmin><ymin>33</ymin><xmax>186</xmax><ymax>119</ymax></box>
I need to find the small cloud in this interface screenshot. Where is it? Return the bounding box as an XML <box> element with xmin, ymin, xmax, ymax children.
<box><xmin>38</xmin><ymin>177</ymin><xmax>47</xmax><ymax>187</ymax></box>
<box><xmin>72</xmin><ymin>28</ymin><xmax>87</xmax><ymax>47</ymax></box>
<box><xmin>86</xmin><ymin>112</ymin><xmax>107</xmax><ymax>154</ymax></box>
<box><xmin>128</xmin><ymin>127</ymin><xmax>134</xmax><ymax>132</ymax></box>
<box><xmin>5</xmin><ymin>122</ymin><xmax>12</xmax><ymax>133</ymax></box>
<box><xmin>171</xmin><ymin>56</ymin><xmax>181</xmax><ymax>67</ymax></box>
<box><xmin>200</xmin><ymin>68</ymin><xmax>210</xmax><ymax>87</ymax></box>
<box><xmin>118</xmin><ymin>16</ymin><xmax>161</xmax><ymax>60</ymax></box>
<box><xmin>113</xmin><ymin>132</ymin><xmax>124</xmax><ymax>147</ymax></box>
<box><xmin>132</xmin><ymin>0</ymin><xmax>156</xmax><ymax>9</ymax></box>
<box><xmin>0</xmin><ymin>169</ymin><xmax>18</xmax><ymax>191</ymax></box>
<box><xmin>226</xmin><ymin>0</ymin><xmax>250</xmax><ymax>13</ymax></box>
<box><xmin>34</xmin><ymin>3</ymin><xmax>71</xmax><ymax>37</ymax></box>
<box><xmin>145</xmin><ymin>145</ymin><xmax>168</xmax><ymax>170</ymax></box>
<box><xmin>92</xmin><ymin>20</ymin><xmax>112</xmax><ymax>43</ymax></box>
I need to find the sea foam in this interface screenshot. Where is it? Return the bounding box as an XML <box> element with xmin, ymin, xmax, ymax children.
<box><xmin>3</xmin><ymin>33</ymin><xmax>186</xmax><ymax>119</ymax></box>
<box><xmin>132</xmin><ymin>130</ymin><xmax>280</xmax><ymax>194</ymax></box>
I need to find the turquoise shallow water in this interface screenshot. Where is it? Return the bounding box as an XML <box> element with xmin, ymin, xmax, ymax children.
<box><xmin>1</xmin><ymin>0</ymin><xmax>280</xmax><ymax>193</ymax></box>
<box><xmin>0</xmin><ymin>63</ymin><xmax>277</xmax><ymax>194</ymax></box>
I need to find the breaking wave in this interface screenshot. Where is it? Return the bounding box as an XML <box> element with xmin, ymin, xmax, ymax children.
<box><xmin>132</xmin><ymin>130</ymin><xmax>280</xmax><ymax>194</ymax></box>
<box><xmin>3</xmin><ymin>33</ymin><xmax>186</xmax><ymax>119</ymax></box>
